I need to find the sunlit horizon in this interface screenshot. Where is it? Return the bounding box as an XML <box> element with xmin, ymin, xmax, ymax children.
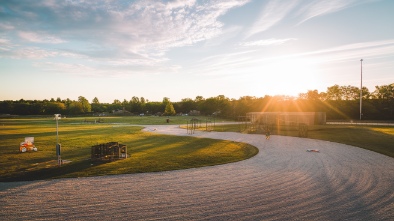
<box><xmin>1</xmin><ymin>0</ymin><xmax>393</xmax><ymax>103</ymax></box>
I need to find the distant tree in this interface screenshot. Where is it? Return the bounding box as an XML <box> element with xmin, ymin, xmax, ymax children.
<box><xmin>163</xmin><ymin>97</ymin><xmax>176</xmax><ymax>116</ymax></box>
<box><xmin>306</xmin><ymin>90</ymin><xmax>320</xmax><ymax>100</ymax></box>
<box><xmin>372</xmin><ymin>83</ymin><xmax>394</xmax><ymax>117</ymax></box>
<box><xmin>164</xmin><ymin>102</ymin><xmax>176</xmax><ymax>116</ymax></box>
<box><xmin>140</xmin><ymin>97</ymin><xmax>146</xmax><ymax>113</ymax></box>
<box><xmin>340</xmin><ymin>85</ymin><xmax>359</xmax><ymax>100</ymax></box>
<box><xmin>195</xmin><ymin>96</ymin><xmax>204</xmax><ymax>102</ymax></box>
<box><xmin>178</xmin><ymin>98</ymin><xmax>196</xmax><ymax>113</ymax></box>
<box><xmin>199</xmin><ymin>95</ymin><xmax>230</xmax><ymax>116</ymax></box>
<box><xmin>373</xmin><ymin>84</ymin><xmax>394</xmax><ymax>100</ymax></box>
<box><xmin>68</xmin><ymin>101</ymin><xmax>84</xmax><ymax>114</ymax></box>
<box><xmin>91</xmin><ymin>97</ymin><xmax>104</xmax><ymax>113</ymax></box>
<box><xmin>111</xmin><ymin>99</ymin><xmax>122</xmax><ymax>111</ymax></box>
<box><xmin>78</xmin><ymin>96</ymin><xmax>91</xmax><ymax>113</ymax></box>
<box><xmin>326</xmin><ymin>85</ymin><xmax>342</xmax><ymax>100</ymax></box>
<box><xmin>129</xmin><ymin>96</ymin><xmax>142</xmax><ymax>113</ymax></box>
<box><xmin>162</xmin><ymin>97</ymin><xmax>170</xmax><ymax>104</ymax></box>
<box><xmin>92</xmin><ymin>97</ymin><xmax>100</xmax><ymax>104</ymax></box>
<box><xmin>145</xmin><ymin>101</ymin><xmax>162</xmax><ymax>115</ymax></box>
<box><xmin>46</xmin><ymin>102</ymin><xmax>66</xmax><ymax>114</ymax></box>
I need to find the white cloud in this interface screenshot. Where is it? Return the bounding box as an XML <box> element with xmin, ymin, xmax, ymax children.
<box><xmin>0</xmin><ymin>23</ymin><xmax>15</xmax><ymax>30</ymax></box>
<box><xmin>240</xmin><ymin>38</ymin><xmax>297</xmax><ymax>47</ymax></box>
<box><xmin>245</xmin><ymin>0</ymin><xmax>299</xmax><ymax>38</ymax></box>
<box><xmin>245</xmin><ymin>0</ymin><xmax>377</xmax><ymax>37</ymax></box>
<box><xmin>296</xmin><ymin>0</ymin><xmax>358</xmax><ymax>24</ymax></box>
<box><xmin>0</xmin><ymin>0</ymin><xmax>252</xmax><ymax>77</ymax></box>
<box><xmin>4</xmin><ymin>0</ymin><xmax>249</xmax><ymax>62</ymax></box>
<box><xmin>18</xmin><ymin>31</ymin><xmax>66</xmax><ymax>44</ymax></box>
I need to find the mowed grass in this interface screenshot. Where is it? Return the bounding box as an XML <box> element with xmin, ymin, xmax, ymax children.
<box><xmin>0</xmin><ymin>116</ymin><xmax>257</xmax><ymax>182</ymax></box>
<box><xmin>213</xmin><ymin>124</ymin><xmax>394</xmax><ymax>158</ymax></box>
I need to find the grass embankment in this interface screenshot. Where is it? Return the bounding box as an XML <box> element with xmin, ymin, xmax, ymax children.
<box><xmin>0</xmin><ymin>116</ymin><xmax>257</xmax><ymax>182</ymax></box>
<box><xmin>212</xmin><ymin>124</ymin><xmax>394</xmax><ymax>158</ymax></box>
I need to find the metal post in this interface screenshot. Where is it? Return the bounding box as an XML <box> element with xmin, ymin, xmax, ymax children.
<box><xmin>54</xmin><ymin>114</ymin><xmax>61</xmax><ymax>166</ymax></box>
<box><xmin>360</xmin><ymin>59</ymin><xmax>363</xmax><ymax>120</ymax></box>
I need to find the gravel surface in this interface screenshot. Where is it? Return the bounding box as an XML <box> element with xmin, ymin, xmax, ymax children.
<box><xmin>1</xmin><ymin>125</ymin><xmax>393</xmax><ymax>220</ymax></box>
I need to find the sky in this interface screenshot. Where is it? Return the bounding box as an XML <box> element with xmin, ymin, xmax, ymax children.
<box><xmin>0</xmin><ymin>0</ymin><xmax>393</xmax><ymax>103</ymax></box>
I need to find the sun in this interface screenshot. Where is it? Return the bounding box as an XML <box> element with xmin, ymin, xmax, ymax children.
<box><xmin>259</xmin><ymin>57</ymin><xmax>321</xmax><ymax>96</ymax></box>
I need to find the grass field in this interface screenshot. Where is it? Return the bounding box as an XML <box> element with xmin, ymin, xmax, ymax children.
<box><xmin>0</xmin><ymin>116</ymin><xmax>256</xmax><ymax>182</ymax></box>
<box><xmin>212</xmin><ymin>123</ymin><xmax>394</xmax><ymax>158</ymax></box>
<box><xmin>1</xmin><ymin>116</ymin><xmax>393</xmax><ymax>182</ymax></box>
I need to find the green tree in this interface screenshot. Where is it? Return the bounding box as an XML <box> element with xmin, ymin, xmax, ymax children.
<box><xmin>326</xmin><ymin>85</ymin><xmax>342</xmax><ymax>100</ymax></box>
<box><xmin>163</xmin><ymin>97</ymin><xmax>176</xmax><ymax>116</ymax></box>
<box><xmin>92</xmin><ymin>97</ymin><xmax>100</xmax><ymax>104</ymax></box>
<box><xmin>68</xmin><ymin>101</ymin><xmax>84</xmax><ymax>114</ymax></box>
<box><xmin>164</xmin><ymin>102</ymin><xmax>176</xmax><ymax>116</ymax></box>
<box><xmin>78</xmin><ymin>96</ymin><xmax>91</xmax><ymax>113</ymax></box>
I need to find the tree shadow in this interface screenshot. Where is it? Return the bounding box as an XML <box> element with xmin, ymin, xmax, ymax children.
<box><xmin>0</xmin><ymin>159</ymin><xmax>108</xmax><ymax>182</ymax></box>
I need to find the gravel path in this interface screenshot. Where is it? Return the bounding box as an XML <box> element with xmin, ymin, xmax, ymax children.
<box><xmin>1</xmin><ymin>125</ymin><xmax>393</xmax><ymax>220</ymax></box>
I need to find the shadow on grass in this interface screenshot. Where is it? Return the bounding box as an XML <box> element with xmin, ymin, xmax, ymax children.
<box><xmin>0</xmin><ymin>159</ymin><xmax>108</xmax><ymax>182</ymax></box>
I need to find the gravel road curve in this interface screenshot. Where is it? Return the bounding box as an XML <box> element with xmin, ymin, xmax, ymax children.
<box><xmin>0</xmin><ymin>125</ymin><xmax>393</xmax><ymax>220</ymax></box>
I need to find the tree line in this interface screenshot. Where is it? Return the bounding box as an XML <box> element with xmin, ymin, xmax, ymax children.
<box><xmin>1</xmin><ymin>83</ymin><xmax>393</xmax><ymax>120</ymax></box>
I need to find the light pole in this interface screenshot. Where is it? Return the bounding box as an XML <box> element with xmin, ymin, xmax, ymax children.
<box><xmin>54</xmin><ymin>114</ymin><xmax>62</xmax><ymax>166</ymax></box>
<box><xmin>360</xmin><ymin>59</ymin><xmax>363</xmax><ymax>120</ymax></box>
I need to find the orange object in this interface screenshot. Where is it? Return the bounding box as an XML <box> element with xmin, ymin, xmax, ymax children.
<box><xmin>19</xmin><ymin>137</ymin><xmax>37</xmax><ymax>152</ymax></box>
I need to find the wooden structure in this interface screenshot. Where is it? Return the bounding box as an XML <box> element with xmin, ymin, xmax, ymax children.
<box><xmin>91</xmin><ymin>142</ymin><xmax>127</xmax><ymax>161</ymax></box>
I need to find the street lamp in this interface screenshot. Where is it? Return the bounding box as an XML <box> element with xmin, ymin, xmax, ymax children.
<box><xmin>360</xmin><ymin>59</ymin><xmax>363</xmax><ymax>120</ymax></box>
<box><xmin>54</xmin><ymin>114</ymin><xmax>62</xmax><ymax>166</ymax></box>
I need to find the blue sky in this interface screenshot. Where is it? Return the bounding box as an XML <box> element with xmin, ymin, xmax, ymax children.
<box><xmin>1</xmin><ymin>0</ymin><xmax>393</xmax><ymax>103</ymax></box>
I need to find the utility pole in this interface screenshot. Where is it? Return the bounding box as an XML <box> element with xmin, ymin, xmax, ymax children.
<box><xmin>360</xmin><ymin>59</ymin><xmax>363</xmax><ymax>120</ymax></box>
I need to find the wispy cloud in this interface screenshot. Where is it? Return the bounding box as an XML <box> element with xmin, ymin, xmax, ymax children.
<box><xmin>245</xmin><ymin>0</ymin><xmax>377</xmax><ymax>37</ymax></box>
<box><xmin>0</xmin><ymin>0</ymin><xmax>249</xmax><ymax>75</ymax></box>
<box><xmin>296</xmin><ymin>0</ymin><xmax>358</xmax><ymax>24</ymax></box>
<box><xmin>18</xmin><ymin>31</ymin><xmax>66</xmax><ymax>44</ymax></box>
<box><xmin>292</xmin><ymin>39</ymin><xmax>394</xmax><ymax>63</ymax></box>
<box><xmin>1</xmin><ymin>1</ymin><xmax>249</xmax><ymax>57</ymax></box>
<box><xmin>240</xmin><ymin>38</ymin><xmax>296</xmax><ymax>47</ymax></box>
<box><xmin>245</xmin><ymin>0</ymin><xmax>298</xmax><ymax>38</ymax></box>
<box><xmin>191</xmin><ymin>38</ymin><xmax>394</xmax><ymax>79</ymax></box>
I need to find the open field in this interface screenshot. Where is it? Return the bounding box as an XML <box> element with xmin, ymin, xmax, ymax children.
<box><xmin>0</xmin><ymin>116</ymin><xmax>256</xmax><ymax>182</ymax></box>
<box><xmin>1</xmin><ymin>125</ymin><xmax>393</xmax><ymax>220</ymax></box>
<box><xmin>1</xmin><ymin>116</ymin><xmax>393</xmax><ymax>182</ymax></box>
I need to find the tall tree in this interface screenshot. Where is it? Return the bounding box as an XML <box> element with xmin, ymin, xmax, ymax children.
<box><xmin>326</xmin><ymin>85</ymin><xmax>342</xmax><ymax>100</ymax></box>
<box><xmin>78</xmin><ymin>96</ymin><xmax>91</xmax><ymax>113</ymax></box>
<box><xmin>92</xmin><ymin>97</ymin><xmax>100</xmax><ymax>104</ymax></box>
<box><xmin>163</xmin><ymin>97</ymin><xmax>176</xmax><ymax>116</ymax></box>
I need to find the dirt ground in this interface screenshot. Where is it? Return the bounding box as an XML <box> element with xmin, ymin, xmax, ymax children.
<box><xmin>0</xmin><ymin>125</ymin><xmax>393</xmax><ymax>220</ymax></box>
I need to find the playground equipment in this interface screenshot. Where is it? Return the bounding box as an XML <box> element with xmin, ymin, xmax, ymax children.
<box><xmin>187</xmin><ymin>118</ymin><xmax>201</xmax><ymax>135</ymax></box>
<box><xmin>91</xmin><ymin>142</ymin><xmax>127</xmax><ymax>161</ymax></box>
<box><xmin>19</xmin><ymin>137</ymin><xmax>37</xmax><ymax>152</ymax></box>
<box><xmin>187</xmin><ymin>118</ymin><xmax>215</xmax><ymax>134</ymax></box>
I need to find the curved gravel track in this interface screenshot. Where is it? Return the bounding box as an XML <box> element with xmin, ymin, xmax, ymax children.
<box><xmin>0</xmin><ymin>125</ymin><xmax>393</xmax><ymax>220</ymax></box>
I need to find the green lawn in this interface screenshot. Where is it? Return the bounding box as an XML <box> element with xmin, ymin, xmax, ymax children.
<box><xmin>1</xmin><ymin>116</ymin><xmax>393</xmax><ymax>182</ymax></box>
<box><xmin>0</xmin><ymin>116</ymin><xmax>257</xmax><ymax>182</ymax></box>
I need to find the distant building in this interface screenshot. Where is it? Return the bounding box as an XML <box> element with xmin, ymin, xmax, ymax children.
<box><xmin>246</xmin><ymin>112</ymin><xmax>326</xmax><ymax>126</ymax></box>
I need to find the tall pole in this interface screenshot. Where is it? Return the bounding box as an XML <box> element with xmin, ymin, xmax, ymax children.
<box><xmin>56</xmin><ymin>115</ymin><xmax>59</xmax><ymax>144</ymax></box>
<box><xmin>360</xmin><ymin>59</ymin><xmax>363</xmax><ymax>120</ymax></box>
<box><xmin>54</xmin><ymin>114</ymin><xmax>61</xmax><ymax>166</ymax></box>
